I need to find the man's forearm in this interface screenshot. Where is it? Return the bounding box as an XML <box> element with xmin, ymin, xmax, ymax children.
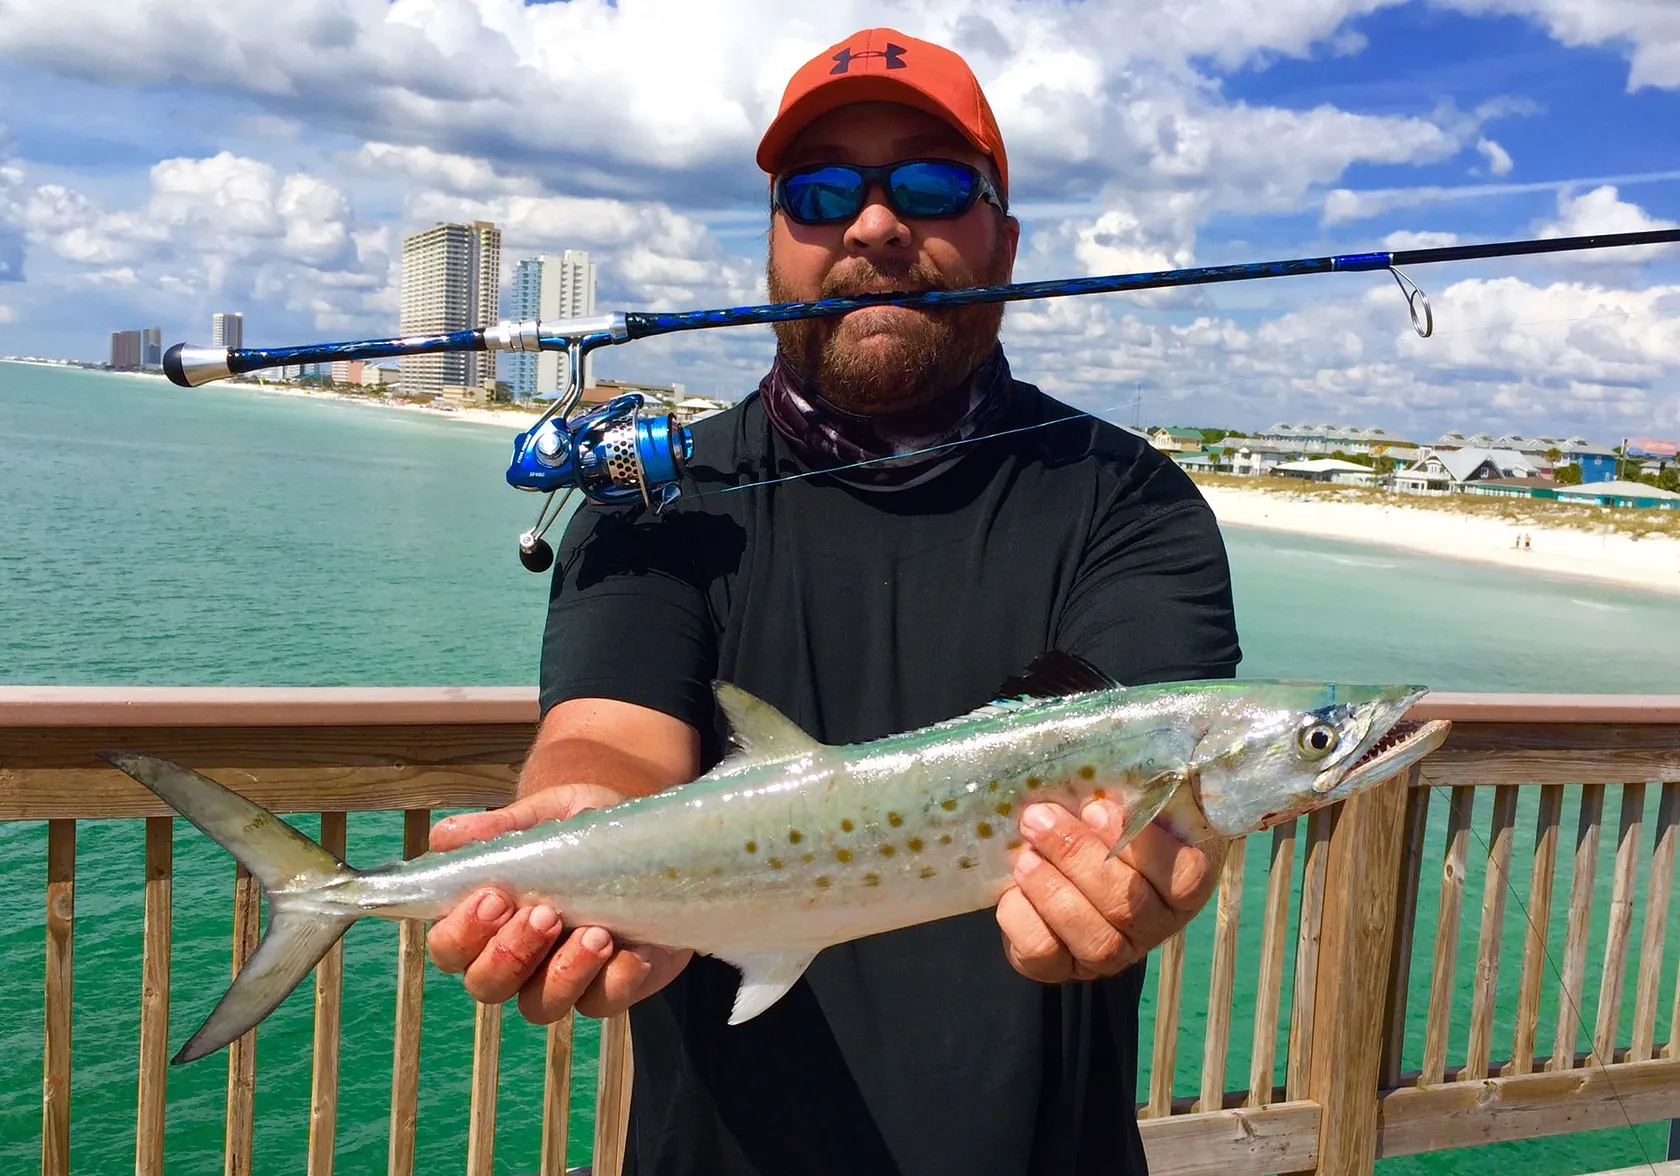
<box><xmin>517</xmin><ymin>736</ymin><xmax>694</xmax><ymax>801</ymax></box>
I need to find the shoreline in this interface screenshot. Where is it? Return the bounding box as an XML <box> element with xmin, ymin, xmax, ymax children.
<box><xmin>2</xmin><ymin>357</ymin><xmax>548</xmax><ymax>431</ymax></box>
<box><xmin>1197</xmin><ymin>481</ymin><xmax>1680</xmax><ymax>598</ymax></box>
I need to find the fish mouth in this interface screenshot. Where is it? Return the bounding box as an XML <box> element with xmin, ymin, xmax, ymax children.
<box><xmin>1322</xmin><ymin>718</ymin><xmax>1452</xmax><ymax>794</ymax></box>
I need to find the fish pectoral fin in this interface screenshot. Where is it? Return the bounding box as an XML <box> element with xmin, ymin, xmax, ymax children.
<box><xmin>1106</xmin><ymin>769</ymin><xmax>1192</xmax><ymax>859</ymax></box>
<box><xmin>722</xmin><ymin>950</ymin><xmax>818</xmax><ymax>1025</ymax></box>
<box><xmin>711</xmin><ymin>682</ymin><xmax>824</xmax><ymax>765</ymax></box>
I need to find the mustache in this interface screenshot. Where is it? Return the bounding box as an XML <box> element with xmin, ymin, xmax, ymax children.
<box><xmin>818</xmin><ymin>259</ymin><xmax>954</xmax><ymax>301</ymax></box>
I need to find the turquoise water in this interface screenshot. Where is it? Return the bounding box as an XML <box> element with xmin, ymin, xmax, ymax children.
<box><xmin>2</xmin><ymin>362</ymin><xmax>1677</xmax><ymax>1173</ymax></box>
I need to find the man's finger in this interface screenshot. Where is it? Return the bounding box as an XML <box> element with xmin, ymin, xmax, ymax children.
<box><xmin>431</xmin><ymin>798</ymin><xmax>550</xmax><ymax>852</ymax></box>
<box><xmin>515</xmin><ymin>926</ymin><xmax>616</xmax><ymax>1025</ymax></box>
<box><xmin>1010</xmin><ymin>845</ymin><xmax>1130</xmax><ymax>974</ymax></box>
<box><xmin>1018</xmin><ymin>803</ymin><xmax>1136</xmax><ymax>928</ymax></box>
<box><xmin>1109</xmin><ymin>815</ymin><xmax>1222</xmax><ymax>914</ymax></box>
<box><xmin>575</xmin><ymin>945</ymin><xmax>657</xmax><ymax>1020</ymax></box>
<box><xmin>996</xmin><ymin>885</ymin><xmax>1072</xmax><ymax>983</ymax></box>
<box><xmin>428</xmin><ymin>888</ymin><xmax>516</xmax><ymax>974</ymax></box>
<box><xmin>462</xmin><ymin>903</ymin><xmax>566</xmax><ymax>1004</ymax></box>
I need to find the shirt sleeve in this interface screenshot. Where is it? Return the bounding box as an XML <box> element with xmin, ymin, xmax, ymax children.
<box><xmin>1053</xmin><ymin>461</ymin><xmax>1243</xmax><ymax>687</ymax></box>
<box><xmin>537</xmin><ymin>503</ymin><xmax>720</xmax><ymax>732</ymax></box>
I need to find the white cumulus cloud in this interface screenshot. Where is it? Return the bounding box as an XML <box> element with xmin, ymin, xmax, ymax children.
<box><xmin>1477</xmin><ymin>137</ymin><xmax>1513</xmax><ymax>175</ymax></box>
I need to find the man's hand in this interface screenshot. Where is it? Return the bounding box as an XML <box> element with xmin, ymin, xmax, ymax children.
<box><xmin>998</xmin><ymin>797</ymin><xmax>1225</xmax><ymax>983</ymax></box>
<box><xmin>426</xmin><ymin>784</ymin><xmax>693</xmax><ymax>1022</ymax></box>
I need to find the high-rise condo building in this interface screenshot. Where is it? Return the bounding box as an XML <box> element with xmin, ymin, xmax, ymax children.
<box><xmin>142</xmin><ymin>327</ymin><xmax>162</xmax><ymax>369</ymax></box>
<box><xmin>542</xmin><ymin>249</ymin><xmax>597</xmax><ymax>392</ymax></box>
<box><xmin>506</xmin><ymin>258</ymin><xmax>544</xmax><ymax>400</ymax></box>
<box><xmin>212</xmin><ymin>312</ymin><xmax>243</xmax><ymax>350</ymax></box>
<box><xmin>398</xmin><ymin>221</ymin><xmax>501</xmax><ymax>397</ymax></box>
<box><xmin>109</xmin><ymin>330</ymin><xmax>142</xmax><ymax>370</ymax></box>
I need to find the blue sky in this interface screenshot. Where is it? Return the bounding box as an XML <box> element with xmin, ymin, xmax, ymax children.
<box><xmin>1</xmin><ymin>0</ymin><xmax>1677</xmax><ymax>444</ymax></box>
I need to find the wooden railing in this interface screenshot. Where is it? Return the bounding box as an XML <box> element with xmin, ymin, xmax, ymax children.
<box><xmin>3</xmin><ymin>688</ymin><xmax>1679</xmax><ymax>1175</ymax></box>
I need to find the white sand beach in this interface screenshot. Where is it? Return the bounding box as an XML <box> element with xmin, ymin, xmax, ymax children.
<box><xmin>1197</xmin><ymin>481</ymin><xmax>1680</xmax><ymax>598</ymax></box>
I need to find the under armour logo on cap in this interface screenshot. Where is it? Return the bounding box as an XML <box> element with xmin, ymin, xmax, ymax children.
<box><xmin>830</xmin><ymin>43</ymin><xmax>908</xmax><ymax>73</ymax></box>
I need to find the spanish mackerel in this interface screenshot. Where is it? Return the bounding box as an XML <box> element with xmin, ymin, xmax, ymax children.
<box><xmin>102</xmin><ymin>652</ymin><xmax>1450</xmax><ymax>1064</ymax></box>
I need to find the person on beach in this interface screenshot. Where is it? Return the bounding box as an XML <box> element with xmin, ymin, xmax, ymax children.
<box><xmin>425</xmin><ymin>28</ymin><xmax>1241</xmax><ymax>1175</ymax></box>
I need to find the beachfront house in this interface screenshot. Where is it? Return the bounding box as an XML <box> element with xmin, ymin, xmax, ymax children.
<box><xmin>1461</xmin><ymin>476</ymin><xmax>1558</xmax><ymax>500</ymax></box>
<box><xmin>1554</xmin><ymin>480</ymin><xmax>1680</xmax><ymax>510</ymax></box>
<box><xmin>1149</xmin><ymin>427</ymin><xmax>1205</xmax><ymax>453</ymax></box>
<box><xmin>1269</xmin><ymin>458</ymin><xmax>1378</xmax><ymax>485</ymax></box>
<box><xmin>1253</xmin><ymin>423</ymin><xmax>1417</xmax><ymax>456</ymax></box>
<box><xmin>1392</xmin><ymin>447</ymin><xmax>1539</xmax><ymax>495</ymax></box>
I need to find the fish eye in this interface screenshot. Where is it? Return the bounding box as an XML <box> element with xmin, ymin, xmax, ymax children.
<box><xmin>1297</xmin><ymin>722</ymin><xmax>1339</xmax><ymax>760</ymax></box>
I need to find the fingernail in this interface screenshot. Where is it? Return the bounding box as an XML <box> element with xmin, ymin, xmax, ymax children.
<box><xmin>530</xmin><ymin>904</ymin><xmax>559</xmax><ymax>933</ymax></box>
<box><xmin>1013</xmin><ymin>847</ymin><xmax>1043</xmax><ymax>879</ymax></box>
<box><xmin>476</xmin><ymin>891</ymin><xmax>509</xmax><ymax>922</ymax></box>
<box><xmin>1081</xmin><ymin>801</ymin><xmax>1112</xmax><ymax>831</ymax></box>
<box><xmin>581</xmin><ymin>926</ymin><xmax>612</xmax><ymax>953</ymax></box>
<box><xmin>1023</xmin><ymin>805</ymin><xmax>1057</xmax><ymax>833</ymax></box>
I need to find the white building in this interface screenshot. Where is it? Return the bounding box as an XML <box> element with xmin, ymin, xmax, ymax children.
<box><xmin>211</xmin><ymin>312</ymin><xmax>243</xmax><ymax>350</ymax></box>
<box><xmin>398</xmin><ymin>221</ymin><xmax>501</xmax><ymax>397</ymax></box>
<box><xmin>499</xmin><ymin>250</ymin><xmax>598</xmax><ymax>398</ymax></box>
<box><xmin>1392</xmin><ymin>447</ymin><xmax>1540</xmax><ymax>494</ymax></box>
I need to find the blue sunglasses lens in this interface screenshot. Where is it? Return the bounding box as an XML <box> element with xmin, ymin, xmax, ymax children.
<box><xmin>780</xmin><ymin>161</ymin><xmax>983</xmax><ymax>223</ymax></box>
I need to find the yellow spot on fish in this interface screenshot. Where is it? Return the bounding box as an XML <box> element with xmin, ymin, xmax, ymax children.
<box><xmin>836</xmin><ymin>849</ymin><xmax>853</xmax><ymax>864</ymax></box>
<box><xmin>887</xmin><ymin>812</ymin><xmax>903</xmax><ymax>827</ymax></box>
<box><xmin>745</xmin><ymin>840</ymin><xmax>757</xmax><ymax>854</ymax></box>
<box><xmin>939</xmin><ymin>834</ymin><xmax>952</xmax><ymax>845</ymax></box>
<box><xmin>989</xmin><ymin>779</ymin><xmax>1001</xmax><ymax>793</ymax></box>
<box><xmin>665</xmin><ymin>867</ymin><xmax>679</xmax><ymax>879</ymax></box>
<box><xmin>1092</xmin><ymin>788</ymin><xmax>1107</xmax><ymax>800</ymax></box>
<box><xmin>879</xmin><ymin>844</ymin><xmax>896</xmax><ymax>857</ymax></box>
<box><xmin>815</xmin><ymin>875</ymin><xmax>831</xmax><ymax>889</ymax></box>
<box><xmin>1007</xmin><ymin>839</ymin><xmax>1023</xmax><ymax>851</ymax></box>
<box><xmin>769</xmin><ymin>858</ymin><xmax>784</xmax><ymax>870</ymax></box>
<box><xmin>841</xmin><ymin>818</ymin><xmax>854</xmax><ymax>833</ymax></box>
<box><xmin>940</xmin><ymin>799</ymin><xmax>958</xmax><ymax>812</ymax></box>
<box><xmin>788</xmin><ymin>829</ymin><xmax>804</xmax><ymax>844</ymax></box>
<box><xmin>1026</xmin><ymin>775</ymin><xmax>1042</xmax><ymax>790</ymax></box>
<box><xmin>801</xmin><ymin>852</ymin><xmax>814</xmax><ymax>863</ymax></box>
<box><xmin>907</xmin><ymin>837</ymin><xmax>924</xmax><ymax>853</ymax></box>
<box><xmin>958</xmin><ymin>856</ymin><xmax>975</xmax><ymax>869</ymax></box>
<box><xmin>1078</xmin><ymin>765</ymin><xmax>1096</xmax><ymax>780</ymax></box>
<box><xmin>919</xmin><ymin>866</ymin><xmax>937</xmax><ymax>880</ymax></box>
<box><xmin>864</xmin><ymin>873</ymin><xmax>881</xmax><ymax>888</ymax></box>
<box><xmin>995</xmin><ymin>802</ymin><xmax>1012</xmax><ymax>817</ymax></box>
<box><xmin>977</xmin><ymin>821</ymin><xmax>994</xmax><ymax>839</ymax></box>
<box><xmin>711</xmin><ymin>866</ymin><xmax>724</xmax><ymax>876</ymax></box>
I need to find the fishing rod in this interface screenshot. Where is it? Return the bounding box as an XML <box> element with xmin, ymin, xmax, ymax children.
<box><xmin>161</xmin><ymin>226</ymin><xmax>1680</xmax><ymax>572</ymax></box>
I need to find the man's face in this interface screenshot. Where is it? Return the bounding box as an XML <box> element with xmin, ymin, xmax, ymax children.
<box><xmin>766</xmin><ymin>102</ymin><xmax>1020</xmax><ymax>415</ymax></box>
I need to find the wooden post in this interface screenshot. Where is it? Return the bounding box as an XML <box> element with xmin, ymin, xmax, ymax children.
<box><xmin>42</xmin><ymin>820</ymin><xmax>75</xmax><ymax>1176</ymax></box>
<box><xmin>1295</xmin><ymin>768</ymin><xmax>1413</xmax><ymax>1175</ymax></box>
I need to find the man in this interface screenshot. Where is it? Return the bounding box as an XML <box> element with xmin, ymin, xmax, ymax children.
<box><xmin>427</xmin><ymin>28</ymin><xmax>1241</xmax><ymax>1175</ymax></box>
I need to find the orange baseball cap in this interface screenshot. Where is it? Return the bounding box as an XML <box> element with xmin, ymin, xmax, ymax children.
<box><xmin>756</xmin><ymin>28</ymin><xmax>1009</xmax><ymax>199</ymax></box>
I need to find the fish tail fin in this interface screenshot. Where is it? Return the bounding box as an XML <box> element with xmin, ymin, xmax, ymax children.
<box><xmin>99</xmin><ymin>750</ymin><xmax>362</xmax><ymax>1064</ymax></box>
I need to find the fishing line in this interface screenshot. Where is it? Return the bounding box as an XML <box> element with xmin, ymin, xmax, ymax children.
<box><xmin>1462</xmin><ymin>812</ymin><xmax>1660</xmax><ymax>1174</ymax></box>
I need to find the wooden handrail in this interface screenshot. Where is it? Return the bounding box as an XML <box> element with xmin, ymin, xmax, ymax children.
<box><xmin>4</xmin><ymin>690</ymin><xmax>1678</xmax><ymax>1176</ymax></box>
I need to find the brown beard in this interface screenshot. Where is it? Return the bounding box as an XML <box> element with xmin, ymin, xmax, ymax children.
<box><xmin>766</xmin><ymin>236</ymin><xmax>1012</xmax><ymax>416</ymax></box>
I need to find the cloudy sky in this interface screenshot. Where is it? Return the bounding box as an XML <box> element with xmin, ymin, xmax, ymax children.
<box><xmin>1</xmin><ymin>0</ymin><xmax>1677</xmax><ymax>444</ymax></box>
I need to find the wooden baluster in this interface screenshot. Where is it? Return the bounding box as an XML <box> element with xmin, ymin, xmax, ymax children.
<box><xmin>136</xmin><ymin>817</ymin><xmax>173</xmax><ymax>1176</ymax></box>
<box><xmin>1632</xmin><ymin>783</ymin><xmax>1678</xmax><ymax>1060</ymax></box>
<box><xmin>1420</xmin><ymin>786</ymin><xmax>1475</xmax><ymax>1086</ymax></box>
<box><xmin>1145</xmin><ymin>929</ymin><xmax>1186</xmax><ymax>1118</ymax></box>
<box><xmin>226</xmin><ymin>861</ymin><xmax>262</xmax><ymax>1176</ymax></box>
<box><xmin>592</xmin><ymin>1013</ymin><xmax>634</xmax><ymax>1176</ymax></box>
<box><xmin>308</xmin><ymin>813</ymin><xmax>348</xmax><ymax>1176</ymax></box>
<box><xmin>1464</xmin><ymin>785</ymin><xmax>1519</xmax><ymax>1080</ymax></box>
<box><xmin>1200</xmin><ymin>837</ymin><xmax>1245</xmax><ymax>1112</ymax></box>
<box><xmin>1381</xmin><ymin>782</ymin><xmax>1431</xmax><ymax>1089</ymax></box>
<box><xmin>1248</xmin><ymin>821</ymin><xmax>1297</xmax><ymax>1108</ymax></box>
<box><xmin>1286</xmin><ymin>810</ymin><xmax>1331</xmax><ymax>1102</ymax></box>
<box><xmin>1592</xmin><ymin>783</ymin><xmax>1645</xmax><ymax>1065</ymax></box>
<box><xmin>1553</xmin><ymin>783</ymin><xmax>1604</xmax><ymax>1071</ymax></box>
<box><xmin>42</xmin><ymin>819</ymin><xmax>75</xmax><ymax>1176</ymax></box>
<box><xmin>388</xmin><ymin>809</ymin><xmax>430</xmax><ymax>1176</ymax></box>
<box><xmin>466</xmin><ymin>1002</ymin><xmax>502</xmax><ymax>1176</ymax></box>
<box><xmin>540</xmin><ymin>1015</ymin><xmax>576</xmax><ymax>1176</ymax></box>
<box><xmin>1507</xmin><ymin>785</ymin><xmax>1562</xmax><ymax>1076</ymax></box>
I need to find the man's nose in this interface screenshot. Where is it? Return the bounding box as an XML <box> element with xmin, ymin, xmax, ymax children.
<box><xmin>843</xmin><ymin>182</ymin><xmax>911</xmax><ymax>252</ymax></box>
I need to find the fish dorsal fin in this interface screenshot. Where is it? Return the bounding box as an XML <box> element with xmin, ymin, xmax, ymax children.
<box><xmin>991</xmin><ymin>651</ymin><xmax>1122</xmax><ymax>705</ymax></box>
<box><xmin>712</xmin><ymin>682</ymin><xmax>823</xmax><ymax>765</ymax></box>
<box><xmin>722</xmin><ymin>950</ymin><xmax>817</xmax><ymax>1025</ymax></box>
